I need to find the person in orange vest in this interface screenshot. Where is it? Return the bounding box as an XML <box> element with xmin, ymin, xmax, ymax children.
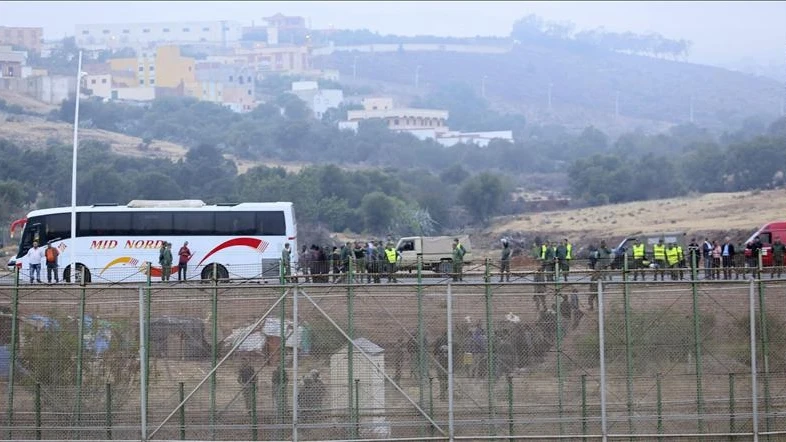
<box><xmin>45</xmin><ymin>241</ymin><xmax>60</xmax><ymax>283</ymax></box>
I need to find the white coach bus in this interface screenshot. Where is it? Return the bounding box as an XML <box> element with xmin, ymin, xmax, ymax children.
<box><xmin>7</xmin><ymin>200</ymin><xmax>298</xmax><ymax>284</ymax></box>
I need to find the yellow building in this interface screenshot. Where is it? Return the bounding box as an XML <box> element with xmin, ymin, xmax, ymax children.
<box><xmin>108</xmin><ymin>45</ymin><xmax>195</xmax><ymax>88</ymax></box>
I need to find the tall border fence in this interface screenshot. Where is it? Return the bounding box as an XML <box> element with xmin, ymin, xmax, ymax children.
<box><xmin>1</xmin><ymin>256</ymin><xmax>785</xmax><ymax>441</ymax></box>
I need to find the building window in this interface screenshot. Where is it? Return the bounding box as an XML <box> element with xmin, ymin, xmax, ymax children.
<box><xmin>143</xmin><ymin>29</ymin><xmax>151</xmax><ymax>33</ymax></box>
<box><xmin>91</xmin><ymin>79</ymin><xmax>97</xmax><ymax>85</ymax></box>
<box><xmin>102</xmin><ymin>29</ymin><xmax>111</xmax><ymax>34</ymax></box>
<box><xmin>238</xmin><ymin>76</ymin><xmax>244</xmax><ymax>84</ymax></box>
<box><xmin>228</xmin><ymin>75</ymin><xmax>233</xmax><ymax>82</ymax></box>
<box><xmin>138</xmin><ymin>66</ymin><xmax>144</xmax><ymax>72</ymax></box>
<box><xmin>394</xmin><ymin>119</ymin><xmax>399</xmax><ymax>125</ymax></box>
<box><xmin>140</xmin><ymin>79</ymin><xmax>145</xmax><ymax>85</ymax></box>
<box><xmin>150</xmin><ymin>79</ymin><xmax>155</xmax><ymax>85</ymax></box>
<box><xmin>247</xmin><ymin>76</ymin><xmax>252</xmax><ymax>83</ymax></box>
<box><xmin>149</xmin><ymin>65</ymin><xmax>155</xmax><ymax>71</ymax></box>
<box><xmin>188</xmin><ymin>66</ymin><xmax>192</xmax><ymax>72</ymax></box>
<box><xmin>247</xmin><ymin>89</ymin><xmax>252</xmax><ymax>96</ymax></box>
<box><xmin>101</xmin><ymin>78</ymin><xmax>107</xmax><ymax>84</ymax></box>
<box><xmin>163</xmin><ymin>28</ymin><xmax>170</xmax><ymax>33</ymax></box>
<box><xmin>202</xmin><ymin>27</ymin><xmax>210</xmax><ymax>32</ymax></box>
<box><xmin>81</xmin><ymin>30</ymin><xmax>90</xmax><ymax>35</ymax></box>
<box><xmin>182</xmin><ymin>28</ymin><xmax>190</xmax><ymax>32</ymax></box>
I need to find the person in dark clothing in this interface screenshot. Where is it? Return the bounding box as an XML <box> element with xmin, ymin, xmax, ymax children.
<box><xmin>721</xmin><ymin>237</ymin><xmax>735</xmax><ymax>280</ymax></box>
<box><xmin>433</xmin><ymin>333</ymin><xmax>450</xmax><ymax>400</ymax></box>
<box><xmin>237</xmin><ymin>358</ymin><xmax>257</xmax><ymax>416</ymax></box>
<box><xmin>272</xmin><ymin>364</ymin><xmax>288</xmax><ymax>416</ymax></box>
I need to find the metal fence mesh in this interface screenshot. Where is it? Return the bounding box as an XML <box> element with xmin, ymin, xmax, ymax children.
<box><xmin>1</xmin><ymin>260</ymin><xmax>785</xmax><ymax>440</ymax></box>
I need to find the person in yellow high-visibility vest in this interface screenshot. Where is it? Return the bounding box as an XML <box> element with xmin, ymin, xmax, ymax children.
<box><xmin>384</xmin><ymin>243</ymin><xmax>400</xmax><ymax>283</ymax></box>
<box><xmin>676</xmin><ymin>243</ymin><xmax>685</xmax><ymax>280</ymax></box>
<box><xmin>653</xmin><ymin>239</ymin><xmax>667</xmax><ymax>281</ymax></box>
<box><xmin>666</xmin><ymin>242</ymin><xmax>680</xmax><ymax>280</ymax></box>
<box><xmin>632</xmin><ymin>238</ymin><xmax>646</xmax><ymax>281</ymax></box>
<box><xmin>559</xmin><ymin>238</ymin><xmax>573</xmax><ymax>282</ymax></box>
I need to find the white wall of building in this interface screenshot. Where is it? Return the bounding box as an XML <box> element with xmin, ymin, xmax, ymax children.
<box><xmin>75</xmin><ymin>21</ymin><xmax>242</xmax><ymax>48</ymax></box>
<box><xmin>313</xmin><ymin>89</ymin><xmax>343</xmax><ymax>119</ymax></box>
<box><xmin>113</xmin><ymin>86</ymin><xmax>155</xmax><ymax>101</ymax></box>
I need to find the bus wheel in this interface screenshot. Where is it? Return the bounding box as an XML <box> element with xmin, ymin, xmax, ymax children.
<box><xmin>64</xmin><ymin>264</ymin><xmax>92</xmax><ymax>284</ymax></box>
<box><xmin>201</xmin><ymin>264</ymin><xmax>229</xmax><ymax>283</ymax></box>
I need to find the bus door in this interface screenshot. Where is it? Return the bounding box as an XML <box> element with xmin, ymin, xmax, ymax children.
<box><xmin>16</xmin><ymin>221</ymin><xmax>43</xmax><ymax>259</ymax></box>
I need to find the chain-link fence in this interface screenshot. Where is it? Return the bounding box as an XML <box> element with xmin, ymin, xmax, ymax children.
<box><xmin>1</xmin><ymin>259</ymin><xmax>786</xmax><ymax>440</ymax></box>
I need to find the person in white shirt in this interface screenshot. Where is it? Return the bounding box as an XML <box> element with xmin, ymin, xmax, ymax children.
<box><xmin>26</xmin><ymin>240</ymin><xmax>44</xmax><ymax>283</ymax></box>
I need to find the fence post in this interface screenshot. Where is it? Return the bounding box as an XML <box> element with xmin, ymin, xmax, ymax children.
<box><xmin>622</xmin><ymin>252</ymin><xmax>634</xmax><ymax>435</ymax></box>
<box><xmin>144</xmin><ymin>262</ymin><xmax>152</xmax><ymax>431</ymax></box>
<box><xmin>428</xmin><ymin>377</ymin><xmax>435</xmax><ymax>438</ymax></box>
<box><xmin>35</xmin><ymin>382</ymin><xmax>41</xmax><ymax>440</ymax></box>
<box><xmin>756</xmin><ymin>251</ymin><xmax>771</xmax><ymax>436</ymax></box>
<box><xmin>277</xmin><ymin>255</ymin><xmax>287</xmax><ymax>438</ymax></box>
<box><xmin>508</xmin><ymin>375</ymin><xmax>515</xmax><ymax>441</ymax></box>
<box><xmin>5</xmin><ymin>267</ymin><xmax>19</xmax><ymax>440</ymax></box>
<box><xmin>354</xmin><ymin>378</ymin><xmax>360</xmax><ymax>438</ymax></box>
<box><xmin>291</xmin><ymin>284</ymin><xmax>299</xmax><ymax>442</ymax></box>
<box><xmin>106</xmin><ymin>383</ymin><xmax>112</xmax><ymax>440</ymax></box>
<box><xmin>251</xmin><ymin>381</ymin><xmax>258</xmax><ymax>441</ymax></box>
<box><xmin>691</xmin><ymin>250</ymin><xmax>705</xmax><ymax>434</ymax></box>
<box><xmin>210</xmin><ymin>262</ymin><xmax>218</xmax><ymax>440</ymax></box>
<box><xmin>656</xmin><ymin>374</ymin><xmax>662</xmax><ymax>441</ymax></box>
<box><xmin>417</xmin><ymin>256</ymin><xmax>426</xmax><ymax>414</ymax></box>
<box><xmin>581</xmin><ymin>374</ymin><xmax>587</xmax><ymax>442</ymax></box>
<box><xmin>139</xmin><ymin>285</ymin><xmax>148</xmax><ymax>441</ymax></box>
<box><xmin>484</xmin><ymin>258</ymin><xmax>496</xmax><ymax>437</ymax></box>
<box><xmin>597</xmin><ymin>279</ymin><xmax>608</xmax><ymax>441</ymax></box>
<box><xmin>178</xmin><ymin>382</ymin><xmax>185</xmax><ymax>440</ymax></box>
<box><xmin>749</xmin><ymin>279</ymin><xmax>760</xmax><ymax>442</ymax></box>
<box><xmin>347</xmin><ymin>259</ymin><xmax>356</xmax><ymax>439</ymax></box>
<box><xmin>75</xmin><ymin>281</ymin><xmax>87</xmax><ymax>436</ymax></box>
<box><xmin>728</xmin><ymin>373</ymin><xmax>735</xmax><ymax>436</ymax></box>
<box><xmin>446</xmin><ymin>283</ymin><xmax>455</xmax><ymax>441</ymax></box>
<box><xmin>555</xmin><ymin>271</ymin><xmax>564</xmax><ymax>436</ymax></box>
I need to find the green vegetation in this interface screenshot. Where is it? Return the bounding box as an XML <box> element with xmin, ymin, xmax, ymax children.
<box><xmin>0</xmin><ymin>137</ymin><xmax>511</xmax><ymax>235</ymax></box>
<box><xmin>576</xmin><ymin>307</ymin><xmax>716</xmax><ymax>373</ymax></box>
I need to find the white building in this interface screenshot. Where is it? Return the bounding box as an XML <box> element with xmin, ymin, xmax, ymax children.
<box><xmin>75</xmin><ymin>21</ymin><xmax>242</xmax><ymax>49</ymax></box>
<box><xmin>290</xmin><ymin>81</ymin><xmax>344</xmax><ymax>119</ymax></box>
<box><xmin>330</xmin><ymin>338</ymin><xmax>390</xmax><ymax>439</ymax></box>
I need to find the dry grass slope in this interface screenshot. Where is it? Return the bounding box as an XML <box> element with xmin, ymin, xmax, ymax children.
<box><xmin>490</xmin><ymin>189</ymin><xmax>786</xmax><ymax>238</ymax></box>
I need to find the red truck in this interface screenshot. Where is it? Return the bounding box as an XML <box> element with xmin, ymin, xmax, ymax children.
<box><xmin>744</xmin><ymin>221</ymin><xmax>786</xmax><ymax>266</ymax></box>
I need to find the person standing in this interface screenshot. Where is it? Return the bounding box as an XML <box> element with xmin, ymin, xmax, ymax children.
<box><xmin>452</xmin><ymin>238</ymin><xmax>466</xmax><ymax>282</ymax></box>
<box><xmin>555</xmin><ymin>240</ymin><xmax>568</xmax><ymax>281</ymax></box>
<box><xmin>26</xmin><ymin>241</ymin><xmax>44</xmax><ymax>284</ymax></box>
<box><xmin>390</xmin><ymin>338</ymin><xmax>405</xmax><ymax>383</ymax></box>
<box><xmin>384</xmin><ymin>242</ymin><xmax>400</xmax><ymax>283</ymax></box>
<box><xmin>721</xmin><ymin>237</ymin><xmax>735</xmax><ymax>280</ymax></box>
<box><xmin>45</xmin><ymin>241</ymin><xmax>60</xmax><ymax>283</ymax></box>
<box><xmin>687</xmin><ymin>238</ymin><xmax>700</xmax><ymax>279</ymax></box>
<box><xmin>632</xmin><ymin>238</ymin><xmax>646</xmax><ymax>281</ymax></box>
<box><xmin>159</xmin><ymin>242</ymin><xmax>173</xmax><ymax>281</ymax></box>
<box><xmin>237</xmin><ymin>357</ymin><xmax>257</xmax><ymax>416</ymax></box>
<box><xmin>562</xmin><ymin>238</ymin><xmax>573</xmax><ymax>282</ymax></box>
<box><xmin>272</xmin><ymin>363</ymin><xmax>289</xmax><ymax>417</ymax></box>
<box><xmin>499</xmin><ymin>238</ymin><xmax>511</xmax><ymax>282</ymax></box>
<box><xmin>701</xmin><ymin>238</ymin><xmax>713</xmax><ymax>279</ymax></box>
<box><xmin>433</xmin><ymin>333</ymin><xmax>450</xmax><ymax>400</ymax></box>
<box><xmin>177</xmin><ymin>241</ymin><xmax>192</xmax><ymax>282</ymax></box>
<box><xmin>772</xmin><ymin>237</ymin><xmax>785</xmax><ymax>279</ymax></box>
<box><xmin>281</xmin><ymin>243</ymin><xmax>292</xmax><ymax>280</ymax></box>
<box><xmin>653</xmin><ymin>239</ymin><xmax>667</xmax><ymax>281</ymax></box>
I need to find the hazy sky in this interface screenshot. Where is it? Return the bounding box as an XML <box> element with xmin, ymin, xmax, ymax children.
<box><xmin>3</xmin><ymin>1</ymin><xmax>784</xmax><ymax>65</ymax></box>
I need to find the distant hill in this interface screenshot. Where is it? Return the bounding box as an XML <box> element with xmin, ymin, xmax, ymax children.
<box><xmin>314</xmin><ymin>42</ymin><xmax>782</xmax><ymax>132</ymax></box>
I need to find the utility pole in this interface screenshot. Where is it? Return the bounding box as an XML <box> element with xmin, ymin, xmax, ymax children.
<box><xmin>415</xmin><ymin>65</ymin><xmax>422</xmax><ymax>89</ymax></box>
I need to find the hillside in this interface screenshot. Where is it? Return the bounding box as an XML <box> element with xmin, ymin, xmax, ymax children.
<box><xmin>315</xmin><ymin>44</ymin><xmax>781</xmax><ymax>132</ymax></box>
<box><xmin>486</xmin><ymin>189</ymin><xmax>784</xmax><ymax>249</ymax></box>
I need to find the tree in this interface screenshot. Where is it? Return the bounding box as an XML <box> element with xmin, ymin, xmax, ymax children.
<box><xmin>360</xmin><ymin>191</ymin><xmax>398</xmax><ymax>233</ymax></box>
<box><xmin>458</xmin><ymin>172</ymin><xmax>505</xmax><ymax>223</ymax></box>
